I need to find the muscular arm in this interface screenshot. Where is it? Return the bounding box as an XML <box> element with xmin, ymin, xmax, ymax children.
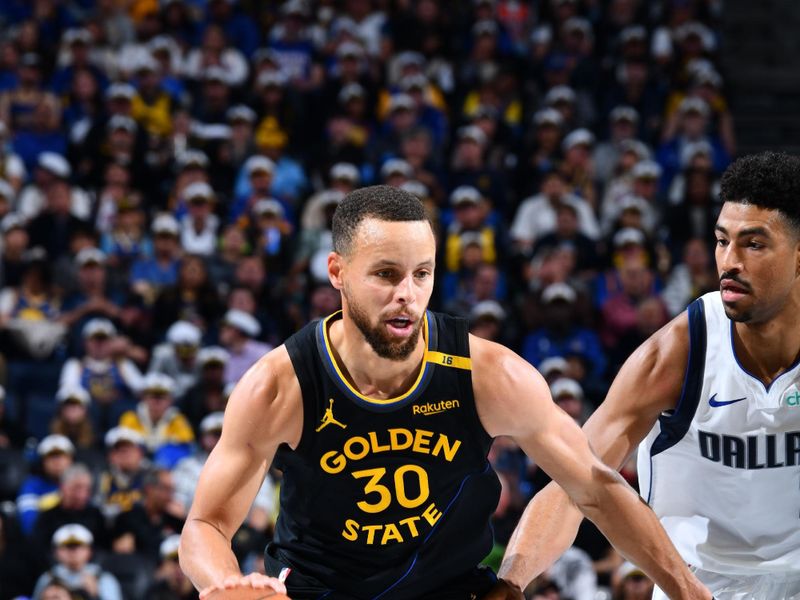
<box><xmin>178</xmin><ymin>347</ymin><xmax>302</xmax><ymax>592</ymax></box>
<box><xmin>472</xmin><ymin>317</ymin><xmax>708</xmax><ymax>599</ymax></box>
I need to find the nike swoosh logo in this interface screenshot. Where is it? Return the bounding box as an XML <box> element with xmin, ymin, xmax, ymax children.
<box><xmin>708</xmin><ymin>394</ymin><xmax>747</xmax><ymax>407</ymax></box>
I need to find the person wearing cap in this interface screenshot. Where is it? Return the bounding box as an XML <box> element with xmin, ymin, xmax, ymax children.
<box><xmin>31</xmin><ymin>464</ymin><xmax>108</xmax><ymax>564</ymax></box>
<box><xmin>561</xmin><ymin>128</ymin><xmax>598</xmax><ymax>208</ymax></box>
<box><xmin>227</xmin><ymin>104</ymin><xmax>258</xmax><ymax>165</ymax></box>
<box><xmin>450</xmin><ymin>124</ymin><xmax>509</xmax><ymax>214</ymax></box>
<box><xmin>129</xmin><ymin>213</ymin><xmax>182</xmax><ymax>301</ymax></box>
<box><xmin>149</xmin><ymin>320</ymin><xmax>203</xmax><ymax>399</ymax></box>
<box><xmin>181</xmin><ymin>186</ymin><xmax>707</xmax><ymax>600</ymax></box>
<box><xmin>118</xmin><ymin>372</ymin><xmax>195</xmax><ymax>468</ymax></box>
<box><xmin>521</xmin><ymin>282</ymin><xmax>607</xmax><ymax>385</ymax></box>
<box><xmin>469</xmin><ymin>299</ymin><xmax>507</xmax><ymax>343</ymax></box>
<box><xmin>179</xmin><ymin>346</ymin><xmax>230</xmax><ymax>431</ymax></box>
<box><xmin>147</xmin><ymin>533</ymin><xmax>197</xmax><ymax>600</ymax></box>
<box><xmin>32</xmin><ymin>522</ymin><xmax>122</xmax><ymax>600</ymax></box>
<box><xmin>178</xmin><ymin>181</ymin><xmax>219</xmax><ymax>257</ymax></box>
<box><xmin>59</xmin><ymin>317</ymin><xmax>144</xmax><ymax>431</ymax></box>
<box><xmin>294</xmin><ymin>190</ymin><xmax>345</xmax><ymax>283</ymax></box>
<box><xmin>96</xmin><ymin>426</ymin><xmax>149</xmax><ymax>521</ymax></box>
<box><xmin>550</xmin><ymin>378</ymin><xmax>587</xmax><ymax>426</ymax></box>
<box><xmin>530</xmin><ymin>200</ymin><xmax>601</xmax><ymax>275</ymax></box>
<box><xmin>661</xmin><ymin>238</ymin><xmax>717</xmax><ymax>319</ymax></box>
<box><xmin>229</xmin><ymin>155</ymin><xmax>278</xmax><ymax>223</ymax></box>
<box><xmin>612</xmin><ymin>561</ymin><xmax>654</xmax><ymax>600</ymax></box>
<box><xmin>656</xmin><ymin>96</ymin><xmax>730</xmax><ymax>190</ymax></box>
<box><xmin>512</xmin><ymin>170</ymin><xmax>600</xmax><ymax>255</ymax></box>
<box><xmin>51</xmin><ymin>28</ymin><xmax>109</xmax><ymax>97</ymax></box>
<box><xmin>593</xmin><ymin>106</ymin><xmax>641</xmax><ymax>185</ymax></box>
<box><xmin>522</xmin><ymin>108</ymin><xmax>564</xmax><ymax>193</ymax></box>
<box><xmin>49</xmin><ymin>385</ymin><xmax>95</xmax><ymax>450</ymax></box>
<box><xmin>130</xmin><ymin>52</ymin><xmax>175</xmax><ymax>139</ymax></box>
<box><xmin>16</xmin><ymin>434</ymin><xmax>75</xmax><ymax>534</ymax></box>
<box><xmin>183</xmin><ymin>24</ymin><xmax>248</xmax><ymax>87</ymax></box>
<box><xmin>0</xmin><ymin>211</ymin><xmax>30</xmax><ymax>289</ymax></box>
<box><xmin>219</xmin><ymin>308</ymin><xmax>272</xmax><ymax>384</ymax></box>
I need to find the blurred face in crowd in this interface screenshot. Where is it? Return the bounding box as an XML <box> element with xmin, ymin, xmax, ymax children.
<box><xmin>619</xmin><ymin>257</ymin><xmax>652</xmax><ymax>298</ymax></box>
<box><xmin>470</xmin><ymin>315</ymin><xmax>501</xmax><ymax>342</ymax></box>
<box><xmin>390</xmin><ymin>106</ymin><xmax>416</xmax><ymax>134</ymax></box>
<box><xmin>47</xmin><ymin>180</ymin><xmax>72</xmax><ymax>215</ymax></box>
<box><xmin>249</xmin><ymin>169</ymin><xmax>272</xmax><ymax>196</ymax></box>
<box><xmin>461</xmin><ymin>242</ymin><xmax>484</xmax><ymax>271</ymax></box>
<box><xmin>143</xmin><ymin>389</ymin><xmax>174</xmax><ymax>422</ymax></box>
<box><xmin>40</xmin><ymin>584</ymin><xmax>72</xmax><ymax>600</ymax></box>
<box><xmin>401</xmin><ymin>130</ymin><xmax>432</xmax><ymax>167</ymax></box>
<box><xmin>85</xmin><ymin>332</ymin><xmax>112</xmax><ymax>360</ymax></box>
<box><xmin>228</xmin><ymin>287</ymin><xmax>257</xmax><ymax>314</ymax></box>
<box><xmin>554</xmin><ymin>392</ymin><xmax>583</xmax><ymax>423</ymax></box>
<box><xmin>61</xmin><ymin>472</ymin><xmax>93</xmax><ymax>510</ymax></box>
<box><xmin>543</xmin><ymin>298</ymin><xmax>575</xmax><ymax>334</ymax></box>
<box><xmin>109</xmin><ymin>441</ymin><xmax>145</xmax><ymax>473</ymax></box>
<box><xmin>541</xmin><ymin>172</ymin><xmax>566</xmax><ymax>201</ymax></box>
<box><xmin>188</xmin><ymin>196</ymin><xmax>213</xmax><ymax>223</ymax></box>
<box><xmin>72</xmin><ymin>68</ymin><xmax>98</xmax><ymax>102</ymax></box>
<box><xmin>455</xmin><ymin>138</ymin><xmax>483</xmax><ymax>169</ymax></box>
<box><xmin>685</xmin><ymin>168</ymin><xmax>713</xmax><ymax>204</ymax></box>
<box><xmin>611</xmin><ymin>118</ymin><xmax>637</xmax><ymax>142</ymax></box>
<box><xmin>146</xmin><ymin>471</ymin><xmax>176</xmax><ymax>511</ymax></box>
<box><xmin>179</xmin><ymin>256</ymin><xmax>207</xmax><ymax>290</ymax></box>
<box><xmin>55</xmin><ymin>542</ymin><xmax>92</xmax><ymax>571</ymax></box>
<box><xmin>78</xmin><ymin>261</ymin><xmax>106</xmax><ymax>292</ymax></box>
<box><xmin>220</xmin><ymin>225</ymin><xmax>247</xmax><ymax>257</ymax></box>
<box><xmin>618</xmin><ymin>572</ymin><xmax>654</xmax><ymax>600</ymax></box>
<box><xmin>565</xmin><ymin>142</ymin><xmax>591</xmax><ymax>169</ymax></box>
<box><xmin>235</xmin><ymin>256</ymin><xmax>266</xmax><ymax>291</ymax></box>
<box><xmin>153</xmin><ymin>233</ymin><xmax>179</xmax><ymax>259</ymax></box>
<box><xmin>454</xmin><ymin>200</ymin><xmax>484</xmax><ymax>229</ymax></box>
<box><xmin>3</xmin><ymin>227</ymin><xmax>28</xmax><ymax>256</ymax></box>
<box><xmin>681</xmin><ymin>109</ymin><xmax>708</xmax><ymax>139</ymax></box>
<box><xmin>619</xmin><ymin>206</ymin><xmax>644</xmax><ymax>230</ymax></box>
<box><xmin>536</xmin><ymin>123</ymin><xmax>561</xmax><ymax>152</ymax></box>
<box><xmin>637</xmin><ymin>297</ymin><xmax>668</xmax><ymax>336</ymax></box>
<box><xmin>555</xmin><ymin>204</ymin><xmax>579</xmax><ymax>237</ymax></box>
<box><xmin>43</xmin><ymin>451</ymin><xmax>73</xmax><ymax>480</ymax></box>
<box><xmin>473</xmin><ymin>263</ymin><xmax>499</xmax><ymax>300</ymax></box>
<box><xmin>329</xmin><ymin>217</ymin><xmax>435</xmax><ymax>361</ymax></box>
<box><xmin>200</xmin><ymin>428</ymin><xmax>222</xmax><ymax>453</ymax></box>
<box><xmin>632</xmin><ymin>175</ymin><xmax>658</xmax><ymax>201</ymax></box>
<box><xmin>59</xmin><ymin>399</ymin><xmax>88</xmax><ymax>425</ymax></box>
<box><xmin>310</xmin><ymin>285</ymin><xmax>341</xmax><ymax>317</ymax></box>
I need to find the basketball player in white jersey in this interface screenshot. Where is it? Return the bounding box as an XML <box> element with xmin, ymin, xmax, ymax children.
<box><xmin>486</xmin><ymin>152</ymin><xmax>800</xmax><ymax>600</ymax></box>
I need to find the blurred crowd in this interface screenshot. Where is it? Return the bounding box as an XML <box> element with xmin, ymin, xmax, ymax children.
<box><xmin>0</xmin><ymin>0</ymin><xmax>731</xmax><ymax>598</ymax></box>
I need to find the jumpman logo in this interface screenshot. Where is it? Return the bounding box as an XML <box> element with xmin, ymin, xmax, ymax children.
<box><xmin>316</xmin><ymin>399</ymin><xmax>347</xmax><ymax>432</ymax></box>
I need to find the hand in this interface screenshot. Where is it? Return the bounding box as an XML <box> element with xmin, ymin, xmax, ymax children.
<box><xmin>200</xmin><ymin>574</ymin><xmax>288</xmax><ymax>600</ymax></box>
<box><xmin>81</xmin><ymin>572</ymin><xmax>100</xmax><ymax>598</ymax></box>
<box><xmin>481</xmin><ymin>578</ymin><xmax>524</xmax><ymax>600</ymax></box>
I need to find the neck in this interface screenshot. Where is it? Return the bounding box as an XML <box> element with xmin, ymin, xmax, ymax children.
<box><xmin>328</xmin><ymin>315</ymin><xmax>426</xmax><ymax>399</ymax></box>
<box><xmin>732</xmin><ymin>295</ymin><xmax>800</xmax><ymax>385</ymax></box>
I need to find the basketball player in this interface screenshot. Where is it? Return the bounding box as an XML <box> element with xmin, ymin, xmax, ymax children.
<box><xmin>179</xmin><ymin>186</ymin><xmax>709</xmax><ymax>599</ymax></box>
<box><xmin>490</xmin><ymin>152</ymin><xmax>800</xmax><ymax>600</ymax></box>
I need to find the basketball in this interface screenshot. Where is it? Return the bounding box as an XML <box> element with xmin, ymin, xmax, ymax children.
<box><xmin>204</xmin><ymin>589</ymin><xmax>292</xmax><ymax>600</ymax></box>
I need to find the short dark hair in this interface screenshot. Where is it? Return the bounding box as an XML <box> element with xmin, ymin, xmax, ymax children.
<box><xmin>719</xmin><ymin>151</ymin><xmax>800</xmax><ymax>231</ymax></box>
<box><xmin>332</xmin><ymin>185</ymin><xmax>429</xmax><ymax>256</ymax></box>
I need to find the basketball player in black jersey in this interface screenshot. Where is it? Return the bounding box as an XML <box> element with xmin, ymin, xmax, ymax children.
<box><xmin>180</xmin><ymin>186</ymin><xmax>710</xmax><ymax>599</ymax></box>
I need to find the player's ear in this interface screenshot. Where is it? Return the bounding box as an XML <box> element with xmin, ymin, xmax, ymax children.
<box><xmin>328</xmin><ymin>251</ymin><xmax>344</xmax><ymax>290</ymax></box>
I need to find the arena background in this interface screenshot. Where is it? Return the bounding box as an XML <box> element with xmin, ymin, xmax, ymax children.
<box><xmin>0</xmin><ymin>0</ymin><xmax>787</xmax><ymax>598</ymax></box>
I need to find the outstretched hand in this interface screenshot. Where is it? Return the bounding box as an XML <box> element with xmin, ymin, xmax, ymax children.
<box><xmin>481</xmin><ymin>578</ymin><xmax>525</xmax><ymax>600</ymax></box>
<box><xmin>200</xmin><ymin>573</ymin><xmax>289</xmax><ymax>600</ymax></box>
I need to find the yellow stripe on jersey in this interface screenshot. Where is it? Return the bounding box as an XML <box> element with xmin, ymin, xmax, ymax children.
<box><xmin>322</xmin><ymin>312</ymin><xmax>431</xmax><ymax>406</ymax></box>
<box><xmin>426</xmin><ymin>351</ymin><xmax>472</xmax><ymax>370</ymax></box>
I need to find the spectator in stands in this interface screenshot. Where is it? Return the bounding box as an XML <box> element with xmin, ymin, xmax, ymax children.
<box><xmin>17</xmin><ymin>435</ymin><xmax>75</xmax><ymax>534</ymax></box>
<box><xmin>112</xmin><ymin>467</ymin><xmax>184</xmax><ymax>561</ymax></box>
<box><xmin>49</xmin><ymin>385</ymin><xmax>95</xmax><ymax>450</ymax></box>
<box><xmin>96</xmin><ymin>426</ymin><xmax>149</xmax><ymax>522</ymax></box>
<box><xmin>151</xmin><ymin>254</ymin><xmax>223</xmax><ymax>334</ymax></box>
<box><xmin>32</xmin><ymin>523</ymin><xmax>122</xmax><ymax>600</ymax></box>
<box><xmin>118</xmin><ymin>372</ymin><xmax>194</xmax><ymax>468</ymax></box>
<box><xmin>180</xmin><ymin>346</ymin><xmax>229</xmax><ymax>433</ymax></box>
<box><xmin>550</xmin><ymin>377</ymin><xmax>588</xmax><ymax>426</ymax></box>
<box><xmin>129</xmin><ymin>214</ymin><xmax>182</xmax><ymax>304</ymax></box>
<box><xmin>31</xmin><ymin>464</ymin><xmax>108</xmax><ymax>561</ymax></box>
<box><xmin>146</xmin><ymin>534</ymin><xmax>198</xmax><ymax>600</ymax></box>
<box><xmin>661</xmin><ymin>237</ymin><xmax>717</xmax><ymax>317</ymax></box>
<box><xmin>149</xmin><ymin>320</ymin><xmax>203</xmax><ymax>400</ymax></box>
<box><xmin>612</xmin><ymin>561</ymin><xmax>654</xmax><ymax>600</ymax></box>
<box><xmin>59</xmin><ymin>317</ymin><xmax>143</xmax><ymax>433</ymax></box>
<box><xmin>219</xmin><ymin>309</ymin><xmax>272</xmax><ymax>384</ymax></box>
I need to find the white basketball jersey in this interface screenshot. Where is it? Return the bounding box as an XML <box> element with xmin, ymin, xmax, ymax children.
<box><xmin>638</xmin><ymin>291</ymin><xmax>800</xmax><ymax>576</ymax></box>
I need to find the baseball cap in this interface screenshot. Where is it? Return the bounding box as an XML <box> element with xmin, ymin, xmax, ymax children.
<box><xmin>472</xmin><ymin>19</ymin><xmax>499</xmax><ymax>37</ymax></box>
<box><xmin>141</xmin><ymin>372</ymin><xmax>176</xmax><ymax>396</ymax></box>
<box><xmin>336</xmin><ymin>41</ymin><xmax>364</xmax><ymax>60</ymax></box>
<box><xmin>176</xmin><ymin>149</ymin><xmax>209</xmax><ymax>171</ymax></box>
<box><xmin>53</xmin><ymin>524</ymin><xmax>93</xmax><ymax>547</ymax></box>
<box><xmin>400</xmin><ymin>180</ymin><xmax>429</xmax><ymax>200</ymax></box>
<box><xmin>38</xmin><ymin>152</ymin><xmax>71</xmax><ymax>179</ymax></box>
<box><xmin>399</xmin><ymin>74</ymin><xmax>427</xmax><ymax>93</ymax></box>
<box><xmin>395</xmin><ymin>51</ymin><xmax>425</xmax><ymax>70</ymax></box>
<box><xmin>204</xmin><ymin>66</ymin><xmax>229</xmax><ymax>85</ymax></box>
<box><xmin>245</xmin><ymin>155</ymin><xmax>275</xmax><ymax>177</ymax></box>
<box><xmin>184</xmin><ymin>181</ymin><xmax>215</xmax><ymax>203</ymax></box>
<box><xmin>388</xmin><ymin>94</ymin><xmax>416</xmax><ymax>113</ymax></box>
<box><xmin>533</xmin><ymin>108</ymin><xmax>563</xmax><ymax>128</ymax></box>
<box><xmin>620</xmin><ymin>25</ymin><xmax>647</xmax><ymax>44</ymax></box>
<box><xmin>107</xmin><ymin>115</ymin><xmax>137</xmax><ymax>134</ymax></box>
<box><xmin>617</xmin><ymin>561</ymin><xmax>647</xmax><ymax>580</ymax></box>
<box><xmin>619</xmin><ymin>139</ymin><xmax>652</xmax><ymax>161</ymax></box>
<box><xmin>530</xmin><ymin>25</ymin><xmax>553</xmax><ymax>45</ymax></box>
<box><xmin>256</xmin><ymin>70</ymin><xmax>287</xmax><ymax>89</ymax></box>
<box><xmin>610</xmin><ymin>105</ymin><xmax>639</xmax><ymax>124</ymax></box>
<box><xmin>106</xmin><ymin>83</ymin><xmax>136</xmax><ymax>101</ymax></box>
<box><xmin>330</xmin><ymin>162</ymin><xmax>359</xmax><ymax>184</ymax></box>
<box><xmin>253</xmin><ymin>198</ymin><xmax>285</xmax><ymax>218</ymax></box>
<box><xmin>319</xmin><ymin>190</ymin><xmax>345</xmax><ymax>207</ymax></box>
<box><xmin>470</xmin><ymin>300</ymin><xmax>506</xmax><ymax>322</ymax></box>
<box><xmin>197</xmin><ymin>346</ymin><xmax>230</xmax><ymax>367</ymax></box>
<box><xmin>223</xmin><ymin>309</ymin><xmax>261</xmax><ymax>338</ymax></box>
<box><xmin>618</xmin><ymin>195</ymin><xmax>648</xmax><ymax>214</ymax></box>
<box><xmin>82</xmin><ymin>318</ymin><xmax>116</xmax><ymax>339</ymax></box>
<box><xmin>678</xmin><ymin>97</ymin><xmax>710</xmax><ymax>117</ymax></box>
<box><xmin>680</xmin><ymin>140</ymin><xmax>713</xmax><ymax>167</ymax></box>
<box><xmin>38</xmin><ymin>434</ymin><xmax>75</xmax><ymax>457</ymax></box>
<box><xmin>152</xmin><ymin>213</ymin><xmax>180</xmax><ymax>236</ymax></box>
<box><xmin>450</xmin><ymin>186</ymin><xmax>482</xmax><ymax>206</ymax></box>
<box><xmin>562</xmin><ymin>128</ymin><xmax>595</xmax><ymax>152</ymax></box>
<box><xmin>251</xmin><ymin>48</ymin><xmax>280</xmax><ymax>68</ymax></box>
<box><xmin>539</xmin><ymin>356</ymin><xmax>569</xmax><ymax>379</ymax></box>
<box><xmin>200</xmin><ymin>411</ymin><xmax>225</xmax><ymax>434</ymax></box>
<box><xmin>551</xmin><ymin>377</ymin><xmax>584</xmax><ymax>400</ymax></box>
<box><xmin>56</xmin><ymin>386</ymin><xmax>91</xmax><ymax>406</ymax></box>
<box><xmin>545</xmin><ymin>85</ymin><xmax>577</xmax><ymax>106</ymax></box>
<box><xmin>1</xmin><ymin>213</ymin><xmax>25</xmax><ymax>234</ymax></box>
<box><xmin>564</xmin><ymin>17</ymin><xmax>592</xmax><ymax>37</ymax></box>
<box><xmin>160</xmin><ymin>534</ymin><xmax>181</xmax><ymax>560</ymax></box>
<box><xmin>64</xmin><ymin>28</ymin><xmax>93</xmax><ymax>46</ymax></box>
<box><xmin>226</xmin><ymin>104</ymin><xmax>257</xmax><ymax>124</ymax></box>
<box><xmin>166</xmin><ymin>321</ymin><xmax>202</xmax><ymax>346</ymax></box>
<box><xmin>457</xmin><ymin>125</ymin><xmax>487</xmax><ymax>146</ymax></box>
<box><xmin>631</xmin><ymin>160</ymin><xmax>662</xmax><ymax>180</ymax></box>
<box><xmin>338</xmin><ymin>83</ymin><xmax>366</xmax><ymax>104</ymax></box>
<box><xmin>459</xmin><ymin>231</ymin><xmax>484</xmax><ymax>249</ymax></box>
<box><xmin>135</xmin><ymin>53</ymin><xmax>159</xmax><ymax>73</ymax></box>
<box><xmin>75</xmin><ymin>247</ymin><xmax>106</xmax><ymax>268</ymax></box>
<box><xmin>380</xmin><ymin>158</ymin><xmax>413</xmax><ymax>179</ymax></box>
<box><xmin>104</xmin><ymin>426</ymin><xmax>145</xmax><ymax>448</ymax></box>
<box><xmin>613</xmin><ymin>227</ymin><xmax>647</xmax><ymax>248</ymax></box>
<box><xmin>541</xmin><ymin>283</ymin><xmax>577</xmax><ymax>304</ymax></box>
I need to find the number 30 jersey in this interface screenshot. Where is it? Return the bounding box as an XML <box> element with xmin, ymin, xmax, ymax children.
<box><xmin>270</xmin><ymin>311</ymin><xmax>500</xmax><ymax>599</ymax></box>
<box><xmin>638</xmin><ymin>292</ymin><xmax>800</xmax><ymax>576</ymax></box>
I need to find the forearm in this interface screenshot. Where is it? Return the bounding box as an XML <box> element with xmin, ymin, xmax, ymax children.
<box><xmin>498</xmin><ymin>482</ymin><xmax>584</xmax><ymax>590</ymax></box>
<box><xmin>179</xmin><ymin>518</ymin><xmax>242</xmax><ymax>591</ymax></box>
<box><xmin>580</xmin><ymin>469</ymin><xmax>709</xmax><ymax>599</ymax></box>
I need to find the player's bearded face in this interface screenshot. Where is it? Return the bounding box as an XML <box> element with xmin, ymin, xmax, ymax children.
<box><xmin>344</xmin><ymin>283</ymin><xmax>424</xmax><ymax>361</ymax></box>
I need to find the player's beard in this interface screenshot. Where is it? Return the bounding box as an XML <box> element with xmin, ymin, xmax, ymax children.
<box><xmin>344</xmin><ymin>286</ymin><xmax>424</xmax><ymax>361</ymax></box>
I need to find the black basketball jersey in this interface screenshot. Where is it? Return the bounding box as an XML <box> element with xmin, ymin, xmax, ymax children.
<box><xmin>269</xmin><ymin>310</ymin><xmax>500</xmax><ymax>599</ymax></box>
